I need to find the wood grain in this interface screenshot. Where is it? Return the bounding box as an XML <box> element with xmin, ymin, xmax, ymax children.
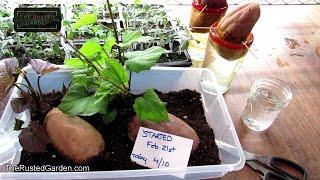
<box><xmin>222</xmin><ymin>5</ymin><xmax>320</xmax><ymax>180</ymax></box>
<box><xmin>168</xmin><ymin>4</ymin><xmax>320</xmax><ymax>180</ymax></box>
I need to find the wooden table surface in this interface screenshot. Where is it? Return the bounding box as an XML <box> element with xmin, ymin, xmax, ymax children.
<box><xmin>222</xmin><ymin>5</ymin><xmax>320</xmax><ymax>180</ymax></box>
<box><xmin>168</xmin><ymin>4</ymin><xmax>320</xmax><ymax>180</ymax></box>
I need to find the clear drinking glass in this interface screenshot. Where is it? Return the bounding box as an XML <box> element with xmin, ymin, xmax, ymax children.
<box><xmin>242</xmin><ymin>77</ymin><xmax>292</xmax><ymax>131</ymax></box>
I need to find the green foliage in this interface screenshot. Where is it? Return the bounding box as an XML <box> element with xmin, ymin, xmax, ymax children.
<box><xmin>0</xmin><ymin>31</ymin><xmax>64</xmax><ymax>65</ymax></box>
<box><xmin>133</xmin><ymin>89</ymin><xmax>169</xmax><ymax>123</ymax></box>
<box><xmin>59</xmin><ymin>56</ymin><xmax>126</xmax><ymax>119</ymax></box>
<box><xmin>79</xmin><ymin>40</ymin><xmax>102</xmax><ymax>59</ymax></box>
<box><xmin>102</xmin><ymin>58</ymin><xmax>128</xmax><ymax>86</ymax></box>
<box><xmin>64</xmin><ymin>58</ymin><xmax>86</xmax><ymax>69</ymax></box>
<box><xmin>72</xmin><ymin>3</ymin><xmax>103</xmax><ymax>20</ymax></box>
<box><xmin>181</xmin><ymin>40</ymin><xmax>189</xmax><ymax>50</ymax></box>
<box><xmin>103</xmin><ymin>36</ymin><xmax>116</xmax><ymax>54</ymax></box>
<box><xmin>122</xmin><ymin>4</ymin><xmax>190</xmax><ymax>51</ymax></box>
<box><xmin>119</xmin><ymin>30</ymin><xmax>152</xmax><ymax>49</ymax></box>
<box><xmin>60</xmin><ymin>11</ymin><xmax>169</xmax><ymax>124</ymax></box>
<box><xmin>72</xmin><ymin>14</ymin><xmax>97</xmax><ymax>30</ymax></box>
<box><xmin>125</xmin><ymin>46</ymin><xmax>166</xmax><ymax>73</ymax></box>
<box><xmin>0</xmin><ymin>7</ymin><xmax>10</xmax><ymax>17</ymax></box>
<box><xmin>103</xmin><ymin>108</ymin><xmax>117</xmax><ymax>125</ymax></box>
<box><xmin>59</xmin><ymin>83</ymin><xmax>108</xmax><ymax>116</ymax></box>
<box><xmin>134</xmin><ymin>0</ymin><xmax>141</xmax><ymax>4</ymax></box>
<box><xmin>65</xmin><ymin>22</ymin><xmax>110</xmax><ymax>40</ymax></box>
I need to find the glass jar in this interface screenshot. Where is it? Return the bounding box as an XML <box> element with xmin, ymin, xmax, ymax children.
<box><xmin>203</xmin><ymin>24</ymin><xmax>254</xmax><ymax>94</ymax></box>
<box><xmin>242</xmin><ymin>77</ymin><xmax>292</xmax><ymax>131</ymax></box>
<box><xmin>189</xmin><ymin>1</ymin><xmax>228</xmax><ymax>32</ymax></box>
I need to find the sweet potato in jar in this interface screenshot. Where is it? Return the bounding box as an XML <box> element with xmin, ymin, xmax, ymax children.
<box><xmin>189</xmin><ymin>0</ymin><xmax>228</xmax><ymax>32</ymax></box>
<box><xmin>203</xmin><ymin>24</ymin><xmax>254</xmax><ymax>93</ymax></box>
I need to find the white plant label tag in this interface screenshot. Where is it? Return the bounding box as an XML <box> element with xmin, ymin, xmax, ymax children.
<box><xmin>130</xmin><ymin>127</ymin><xmax>193</xmax><ymax>169</ymax></box>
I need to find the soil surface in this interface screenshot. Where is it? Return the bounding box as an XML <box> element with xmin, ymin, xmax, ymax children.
<box><xmin>19</xmin><ymin>89</ymin><xmax>221</xmax><ymax>171</ymax></box>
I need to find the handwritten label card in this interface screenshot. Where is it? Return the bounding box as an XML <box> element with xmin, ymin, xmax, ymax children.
<box><xmin>131</xmin><ymin>127</ymin><xmax>193</xmax><ymax>169</ymax></box>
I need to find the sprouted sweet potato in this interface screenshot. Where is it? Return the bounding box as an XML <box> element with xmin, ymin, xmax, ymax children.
<box><xmin>190</xmin><ymin>0</ymin><xmax>228</xmax><ymax>30</ymax></box>
<box><xmin>217</xmin><ymin>2</ymin><xmax>260</xmax><ymax>43</ymax></box>
<box><xmin>128</xmin><ymin>113</ymin><xmax>200</xmax><ymax>151</ymax></box>
<box><xmin>45</xmin><ymin>108</ymin><xmax>105</xmax><ymax>164</ymax></box>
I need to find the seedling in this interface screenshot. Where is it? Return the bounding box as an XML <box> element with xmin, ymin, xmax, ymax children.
<box><xmin>0</xmin><ymin>6</ymin><xmax>10</xmax><ymax>17</ymax></box>
<box><xmin>63</xmin><ymin>20</ymin><xmax>111</xmax><ymax>40</ymax></box>
<box><xmin>59</xmin><ymin>0</ymin><xmax>169</xmax><ymax>124</ymax></box>
<box><xmin>121</xmin><ymin>3</ymin><xmax>191</xmax><ymax>58</ymax></box>
<box><xmin>72</xmin><ymin>3</ymin><xmax>104</xmax><ymax>20</ymax></box>
<box><xmin>1</xmin><ymin>29</ymin><xmax>65</xmax><ymax>66</ymax></box>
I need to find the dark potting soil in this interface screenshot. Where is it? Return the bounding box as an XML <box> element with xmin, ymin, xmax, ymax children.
<box><xmin>19</xmin><ymin>89</ymin><xmax>221</xmax><ymax>171</ymax></box>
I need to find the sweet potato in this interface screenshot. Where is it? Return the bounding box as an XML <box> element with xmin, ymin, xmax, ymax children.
<box><xmin>198</xmin><ymin>0</ymin><xmax>227</xmax><ymax>8</ymax></box>
<box><xmin>217</xmin><ymin>2</ymin><xmax>260</xmax><ymax>43</ymax></box>
<box><xmin>45</xmin><ymin>108</ymin><xmax>105</xmax><ymax>164</ymax></box>
<box><xmin>128</xmin><ymin>113</ymin><xmax>200</xmax><ymax>151</ymax></box>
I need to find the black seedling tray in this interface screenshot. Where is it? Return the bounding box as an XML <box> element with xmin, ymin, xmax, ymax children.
<box><xmin>157</xmin><ymin>51</ymin><xmax>192</xmax><ymax>67</ymax></box>
<box><xmin>62</xmin><ymin>3</ymin><xmax>192</xmax><ymax>67</ymax></box>
<box><xmin>129</xmin><ymin>39</ymin><xmax>192</xmax><ymax>67</ymax></box>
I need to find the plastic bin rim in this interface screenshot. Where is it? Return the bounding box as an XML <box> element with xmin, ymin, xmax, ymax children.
<box><xmin>0</xmin><ymin>66</ymin><xmax>245</xmax><ymax>178</ymax></box>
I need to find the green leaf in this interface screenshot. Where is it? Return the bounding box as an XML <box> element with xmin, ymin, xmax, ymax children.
<box><xmin>58</xmin><ymin>84</ymin><xmax>90</xmax><ymax>116</ymax></box>
<box><xmin>53</xmin><ymin>42</ymin><xmax>61</xmax><ymax>55</ymax></box>
<box><xmin>103</xmin><ymin>36</ymin><xmax>116</xmax><ymax>54</ymax></box>
<box><xmin>80</xmin><ymin>95</ymin><xmax>108</xmax><ymax>116</ymax></box>
<box><xmin>58</xmin><ymin>83</ymin><xmax>107</xmax><ymax>116</ymax></box>
<box><xmin>125</xmin><ymin>46</ymin><xmax>166</xmax><ymax>73</ymax></box>
<box><xmin>122</xmin><ymin>30</ymin><xmax>141</xmax><ymax>43</ymax></box>
<box><xmin>102</xmin><ymin>58</ymin><xmax>128</xmax><ymax>86</ymax></box>
<box><xmin>72</xmin><ymin>14</ymin><xmax>97</xmax><ymax>30</ymax></box>
<box><xmin>119</xmin><ymin>30</ymin><xmax>153</xmax><ymax>49</ymax></box>
<box><xmin>134</xmin><ymin>0</ymin><xmax>141</xmax><ymax>4</ymax></box>
<box><xmin>71</xmin><ymin>68</ymin><xmax>96</xmax><ymax>89</ymax></box>
<box><xmin>103</xmin><ymin>108</ymin><xmax>117</xmax><ymax>125</ymax></box>
<box><xmin>67</xmin><ymin>30</ymin><xmax>74</xmax><ymax>40</ymax></box>
<box><xmin>181</xmin><ymin>40</ymin><xmax>189</xmax><ymax>50</ymax></box>
<box><xmin>79</xmin><ymin>40</ymin><xmax>102</xmax><ymax>59</ymax></box>
<box><xmin>95</xmin><ymin>81</ymin><xmax>123</xmax><ymax>97</ymax></box>
<box><xmin>133</xmin><ymin>89</ymin><xmax>169</xmax><ymax>123</ymax></box>
<box><xmin>64</xmin><ymin>58</ymin><xmax>86</xmax><ymax>68</ymax></box>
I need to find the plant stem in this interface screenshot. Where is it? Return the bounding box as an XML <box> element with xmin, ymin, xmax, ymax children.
<box><xmin>99</xmin><ymin>76</ymin><xmax>128</xmax><ymax>92</ymax></box>
<box><xmin>101</xmin><ymin>47</ymin><xmax>110</xmax><ymax>58</ymax></box>
<box><xmin>95</xmin><ymin>60</ymin><xmax>104</xmax><ymax>69</ymax></box>
<box><xmin>105</xmin><ymin>0</ymin><xmax>123</xmax><ymax>64</ymax></box>
<box><xmin>16</xmin><ymin>83</ymin><xmax>36</xmax><ymax>95</ymax></box>
<box><xmin>37</xmin><ymin>75</ymin><xmax>43</xmax><ymax>102</ymax></box>
<box><xmin>128</xmin><ymin>71</ymin><xmax>132</xmax><ymax>91</ymax></box>
<box><xmin>57</xmin><ymin>34</ymin><xmax>102</xmax><ymax>75</ymax></box>
<box><xmin>21</xmin><ymin>73</ymin><xmax>37</xmax><ymax>97</ymax></box>
<box><xmin>20</xmin><ymin>74</ymin><xmax>40</xmax><ymax>108</ymax></box>
<box><xmin>13</xmin><ymin>84</ymin><xmax>28</xmax><ymax>95</ymax></box>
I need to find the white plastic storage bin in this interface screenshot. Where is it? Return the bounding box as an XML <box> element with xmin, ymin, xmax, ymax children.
<box><xmin>0</xmin><ymin>66</ymin><xmax>244</xmax><ymax>179</ymax></box>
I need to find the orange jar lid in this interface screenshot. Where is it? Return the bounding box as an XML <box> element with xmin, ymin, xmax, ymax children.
<box><xmin>192</xmin><ymin>1</ymin><xmax>228</xmax><ymax>14</ymax></box>
<box><xmin>209</xmin><ymin>24</ymin><xmax>254</xmax><ymax>50</ymax></box>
